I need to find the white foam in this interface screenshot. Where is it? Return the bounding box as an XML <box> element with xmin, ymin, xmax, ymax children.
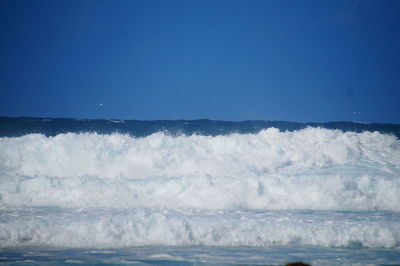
<box><xmin>1</xmin><ymin>128</ymin><xmax>399</xmax><ymax>179</ymax></box>
<box><xmin>0</xmin><ymin>208</ymin><xmax>398</xmax><ymax>249</ymax></box>
<box><xmin>0</xmin><ymin>128</ymin><xmax>399</xmax><ymax>211</ymax></box>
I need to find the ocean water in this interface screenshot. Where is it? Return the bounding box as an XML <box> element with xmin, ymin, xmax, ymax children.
<box><xmin>1</xmin><ymin>117</ymin><xmax>400</xmax><ymax>265</ymax></box>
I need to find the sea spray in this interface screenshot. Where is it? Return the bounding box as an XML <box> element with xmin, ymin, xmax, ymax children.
<box><xmin>0</xmin><ymin>119</ymin><xmax>399</xmax><ymax>260</ymax></box>
<box><xmin>1</xmin><ymin>128</ymin><xmax>399</xmax><ymax>211</ymax></box>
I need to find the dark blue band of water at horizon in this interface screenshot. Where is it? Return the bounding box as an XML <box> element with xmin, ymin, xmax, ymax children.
<box><xmin>1</xmin><ymin>117</ymin><xmax>400</xmax><ymax>138</ymax></box>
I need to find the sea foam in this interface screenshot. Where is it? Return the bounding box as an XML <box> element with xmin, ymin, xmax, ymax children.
<box><xmin>0</xmin><ymin>208</ymin><xmax>399</xmax><ymax>248</ymax></box>
<box><xmin>1</xmin><ymin>127</ymin><xmax>399</xmax><ymax>211</ymax></box>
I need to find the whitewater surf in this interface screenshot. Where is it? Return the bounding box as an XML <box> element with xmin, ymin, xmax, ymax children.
<box><xmin>1</xmin><ymin>117</ymin><xmax>399</xmax><ymax>265</ymax></box>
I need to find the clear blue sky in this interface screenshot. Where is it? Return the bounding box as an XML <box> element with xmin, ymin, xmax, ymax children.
<box><xmin>1</xmin><ymin>0</ymin><xmax>399</xmax><ymax>123</ymax></box>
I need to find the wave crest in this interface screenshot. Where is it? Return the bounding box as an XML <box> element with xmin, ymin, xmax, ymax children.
<box><xmin>1</xmin><ymin>127</ymin><xmax>398</xmax><ymax>179</ymax></box>
<box><xmin>1</xmin><ymin>128</ymin><xmax>399</xmax><ymax>211</ymax></box>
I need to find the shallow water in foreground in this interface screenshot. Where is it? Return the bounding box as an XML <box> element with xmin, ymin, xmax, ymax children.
<box><xmin>2</xmin><ymin>245</ymin><xmax>400</xmax><ymax>265</ymax></box>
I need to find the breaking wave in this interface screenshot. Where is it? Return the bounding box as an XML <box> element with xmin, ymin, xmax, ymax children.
<box><xmin>1</xmin><ymin>127</ymin><xmax>399</xmax><ymax>211</ymax></box>
<box><xmin>1</xmin><ymin>208</ymin><xmax>399</xmax><ymax>248</ymax></box>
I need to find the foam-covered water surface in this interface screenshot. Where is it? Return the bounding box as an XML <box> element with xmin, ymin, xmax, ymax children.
<box><xmin>1</xmin><ymin>118</ymin><xmax>399</xmax><ymax>264</ymax></box>
<box><xmin>1</xmin><ymin>128</ymin><xmax>399</xmax><ymax>211</ymax></box>
<box><xmin>0</xmin><ymin>208</ymin><xmax>399</xmax><ymax>249</ymax></box>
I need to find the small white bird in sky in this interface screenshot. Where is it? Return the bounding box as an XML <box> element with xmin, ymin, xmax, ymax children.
<box><xmin>99</xmin><ymin>103</ymin><xmax>103</xmax><ymax>107</ymax></box>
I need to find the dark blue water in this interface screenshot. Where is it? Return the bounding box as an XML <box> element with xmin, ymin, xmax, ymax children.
<box><xmin>1</xmin><ymin>116</ymin><xmax>399</xmax><ymax>138</ymax></box>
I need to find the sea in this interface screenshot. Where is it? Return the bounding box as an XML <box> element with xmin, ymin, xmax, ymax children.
<box><xmin>1</xmin><ymin>117</ymin><xmax>399</xmax><ymax>265</ymax></box>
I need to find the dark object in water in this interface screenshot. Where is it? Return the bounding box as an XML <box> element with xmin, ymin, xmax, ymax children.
<box><xmin>285</xmin><ymin>262</ymin><xmax>311</xmax><ymax>266</ymax></box>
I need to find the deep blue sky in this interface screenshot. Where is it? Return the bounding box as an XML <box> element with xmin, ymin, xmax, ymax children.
<box><xmin>1</xmin><ymin>0</ymin><xmax>399</xmax><ymax>123</ymax></box>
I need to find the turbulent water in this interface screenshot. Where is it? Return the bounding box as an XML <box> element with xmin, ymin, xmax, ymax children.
<box><xmin>1</xmin><ymin>117</ymin><xmax>399</xmax><ymax>265</ymax></box>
